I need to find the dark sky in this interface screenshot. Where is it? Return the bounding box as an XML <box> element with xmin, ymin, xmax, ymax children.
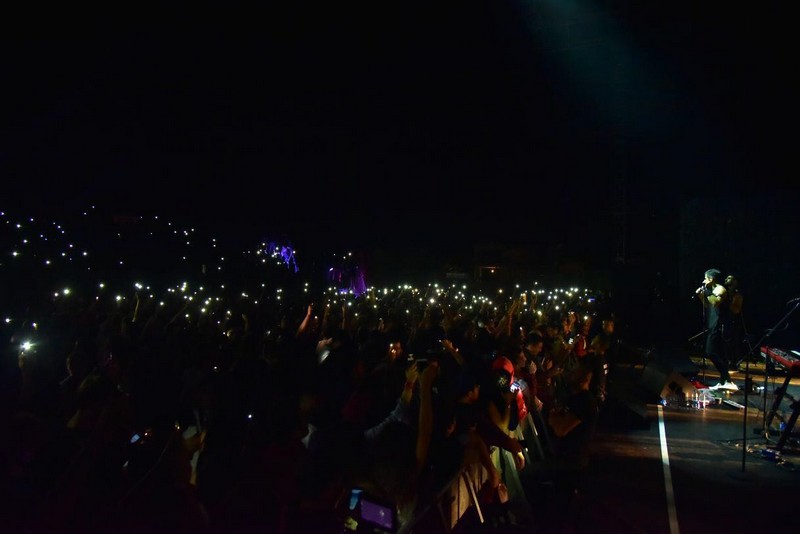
<box><xmin>1</xmin><ymin>2</ymin><xmax>793</xmax><ymax>265</ymax></box>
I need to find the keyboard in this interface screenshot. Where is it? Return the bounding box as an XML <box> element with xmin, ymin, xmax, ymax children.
<box><xmin>761</xmin><ymin>346</ymin><xmax>800</xmax><ymax>377</ymax></box>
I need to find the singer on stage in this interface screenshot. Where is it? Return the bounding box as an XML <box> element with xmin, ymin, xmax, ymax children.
<box><xmin>695</xmin><ymin>268</ymin><xmax>738</xmax><ymax>391</ymax></box>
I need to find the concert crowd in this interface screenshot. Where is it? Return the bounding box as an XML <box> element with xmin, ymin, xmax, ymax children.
<box><xmin>1</xmin><ymin>208</ymin><xmax>622</xmax><ymax>533</ymax></box>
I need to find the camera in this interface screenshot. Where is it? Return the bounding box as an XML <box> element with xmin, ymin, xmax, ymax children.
<box><xmin>408</xmin><ymin>355</ymin><xmax>429</xmax><ymax>371</ymax></box>
<box><xmin>360</xmin><ymin>497</ymin><xmax>396</xmax><ymax>531</ymax></box>
<box><xmin>342</xmin><ymin>488</ymin><xmax>396</xmax><ymax>532</ymax></box>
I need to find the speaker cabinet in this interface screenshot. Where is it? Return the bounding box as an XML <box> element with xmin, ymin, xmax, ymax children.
<box><xmin>641</xmin><ymin>358</ymin><xmax>697</xmax><ymax>402</ymax></box>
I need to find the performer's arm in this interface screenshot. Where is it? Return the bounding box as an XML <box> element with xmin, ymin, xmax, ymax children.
<box><xmin>707</xmin><ymin>286</ymin><xmax>727</xmax><ymax>307</ymax></box>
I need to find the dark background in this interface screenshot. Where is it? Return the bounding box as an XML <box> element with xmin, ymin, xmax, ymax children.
<box><xmin>2</xmin><ymin>2</ymin><xmax>798</xmax><ymax>348</ymax></box>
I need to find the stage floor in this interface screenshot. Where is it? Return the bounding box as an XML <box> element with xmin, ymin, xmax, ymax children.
<box><xmin>541</xmin><ymin>353</ymin><xmax>800</xmax><ymax>534</ymax></box>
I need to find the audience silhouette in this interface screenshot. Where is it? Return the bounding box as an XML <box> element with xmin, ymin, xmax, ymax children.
<box><xmin>0</xmin><ymin>210</ymin><xmax>629</xmax><ymax>533</ymax></box>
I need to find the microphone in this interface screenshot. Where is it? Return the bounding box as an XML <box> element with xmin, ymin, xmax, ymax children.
<box><xmin>788</xmin><ymin>297</ymin><xmax>800</xmax><ymax>305</ymax></box>
<box><xmin>693</xmin><ymin>285</ymin><xmax>705</xmax><ymax>298</ymax></box>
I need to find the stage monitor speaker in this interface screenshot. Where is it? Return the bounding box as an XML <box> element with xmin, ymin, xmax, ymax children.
<box><xmin>641</xmin><ymin>357</ymin><xmax>697</xmax><ymax>403</ymax></box>
<box><xmin>603</xmin><ymin>379</ymin><xmax>649</xmax><ymax>429</ymax></box>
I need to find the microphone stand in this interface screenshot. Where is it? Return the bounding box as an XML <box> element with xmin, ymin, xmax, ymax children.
<box><xmin>687</xmin><ymin>329</ymin><xmax>708</xmax><ymax>383</ymax></box>
<box><xmin>736</xmin><ymin>299</ymin><xmax>800</xmax><ymax>473</ymax></box>
<box><xmin>690</xmin><ymin>285</ymin><xmax>709</xmax><ymax>384</ymax></box>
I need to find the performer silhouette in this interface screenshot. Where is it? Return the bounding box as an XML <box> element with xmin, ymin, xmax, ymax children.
<box><xmin>695</xmin><ymin>268</ymin><xmax>738</xmax><ymax>391</ymax></box>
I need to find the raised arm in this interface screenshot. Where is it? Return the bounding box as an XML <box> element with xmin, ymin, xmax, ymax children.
<box><xmin>295</xmin><ymin>303</ymin><xmax>314</xmax><ymax>338</ymax></box>
<box><xmin>441</xmin><ymin>338</ymin><xmax>465</xmax><ymax>366</ymax></box>
<box><xmin>414</xmin><ymin>361</ymin><xmax>439</xmax><ymax>474</ymax></box>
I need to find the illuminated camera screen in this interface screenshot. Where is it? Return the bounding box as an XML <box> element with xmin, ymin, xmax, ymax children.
<box><xmin>360</xmin><ymin>498</ymin><xmax>395</xmax><ymax>531</ymax></box>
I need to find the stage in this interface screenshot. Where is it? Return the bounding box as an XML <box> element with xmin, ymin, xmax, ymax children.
<box><xmin>546</xmin><ymin>349</ymin><xmax>800</xmax><ymax>533</ymax></box>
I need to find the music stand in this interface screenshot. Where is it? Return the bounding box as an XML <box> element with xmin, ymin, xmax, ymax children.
<box><xmin>735</xmin><ymin>299</ymin><xmax>800</xmax><ymax>473</ymax></box>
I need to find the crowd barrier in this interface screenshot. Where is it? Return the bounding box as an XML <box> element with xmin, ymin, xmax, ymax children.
<box><xmin>396</xmin><ymin>409</ymin><xmax>554</xmax><ymax>533</ymax></box>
